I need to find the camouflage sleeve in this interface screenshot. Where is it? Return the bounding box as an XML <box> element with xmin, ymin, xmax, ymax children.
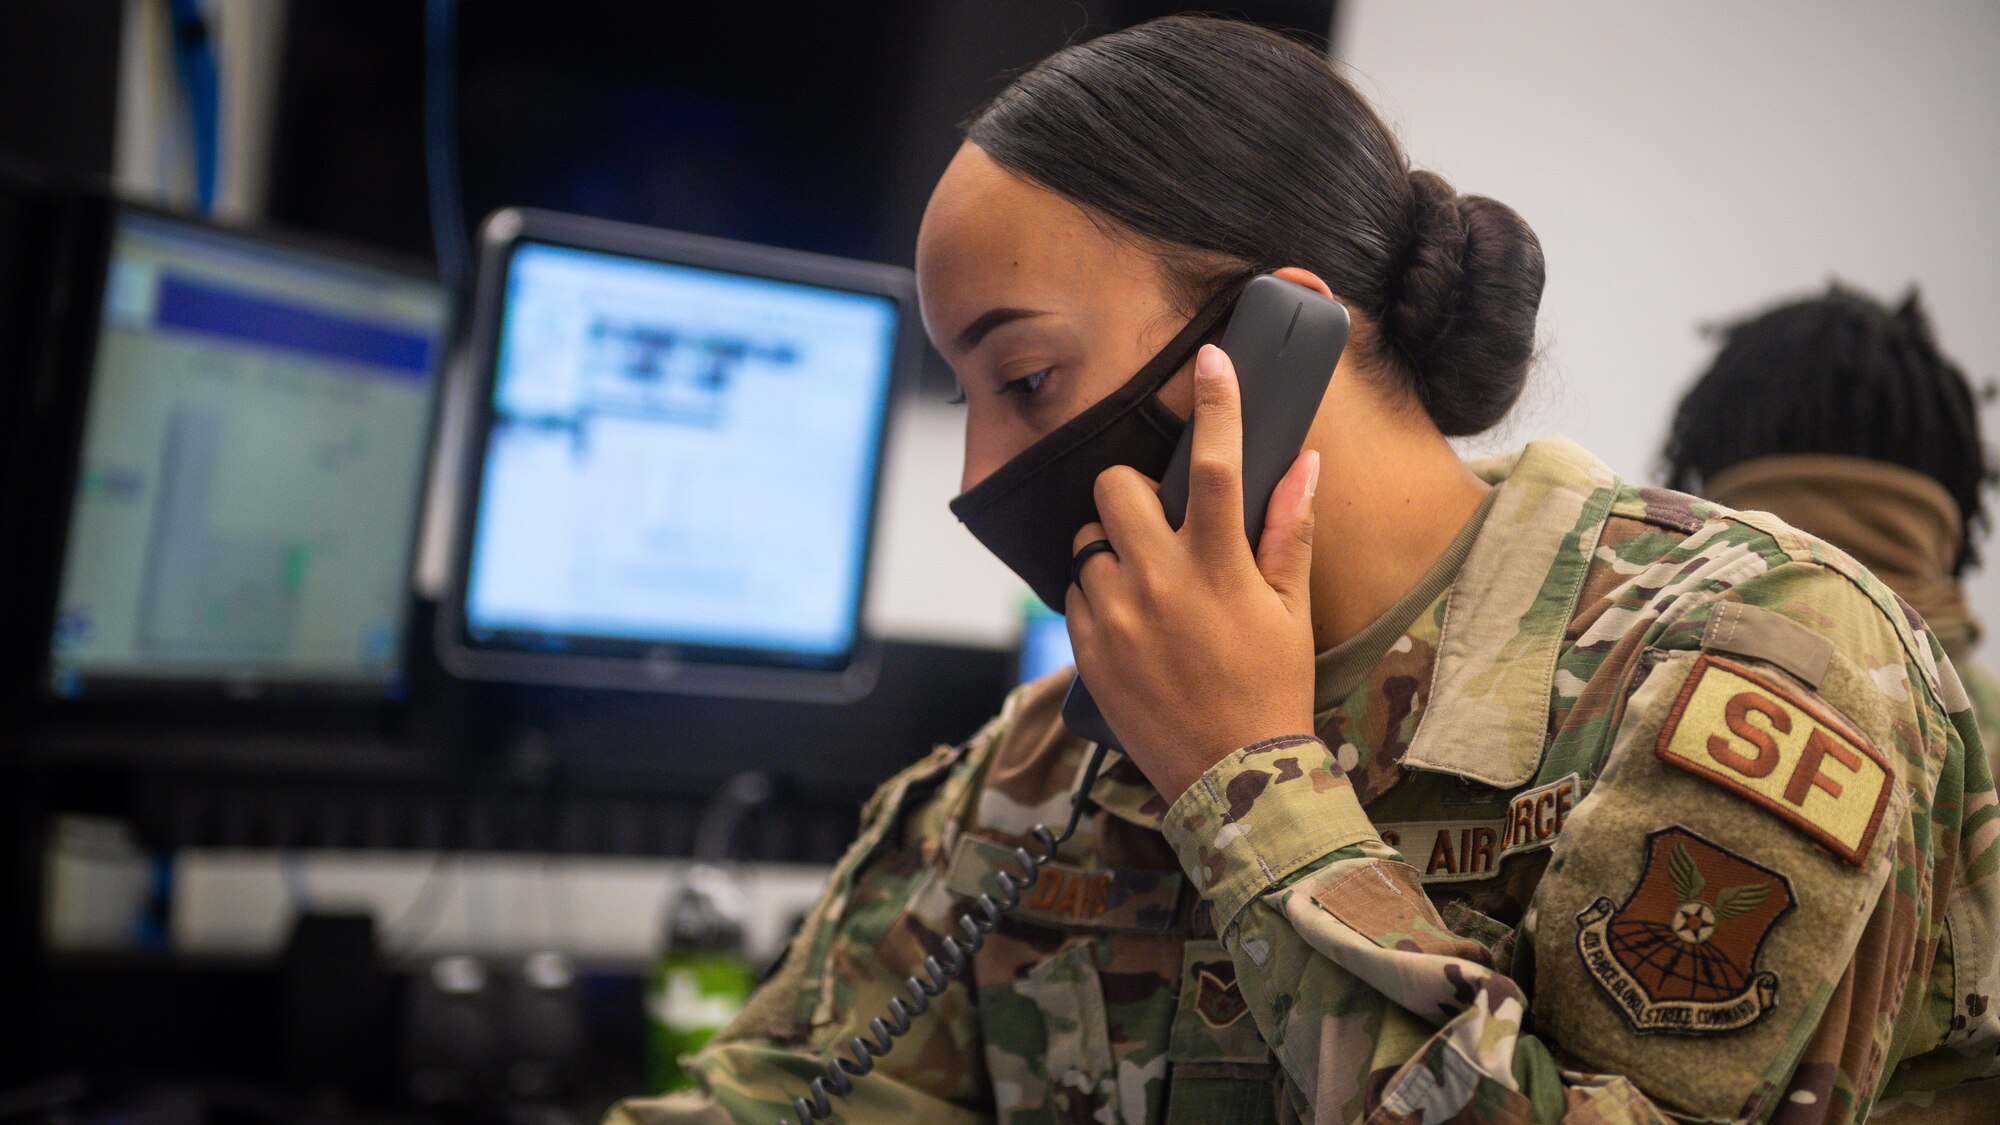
<box><xmin>1163</xmin><ymin>734</ymin><xmax>1631</xmax><ymax>1123</ymax></box>
<box><xmin>1945</xmin><ymin>653</ymin><xmax>2000</xmax><ymax>783</ymax></box>
<box><xmin>606</xmin><ymin>728</ymin><xmax>1003</xmax><ymax>1125</ymax></box>
<box><xmin>1162</xmin><ymin>560</ymin><xmax>1999</xmax><ymax>1124</ymax></box>
<box><xmin>1868</xmin><ymin>635</ymin><xmax>2000</xmax><ymax>1118</ymax></box>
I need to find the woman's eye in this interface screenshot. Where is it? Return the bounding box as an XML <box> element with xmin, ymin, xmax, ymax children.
<box><xmin>998</xmin><ymin>369</ymin><xmax>1052</xmax><ymax>397</ymax></box>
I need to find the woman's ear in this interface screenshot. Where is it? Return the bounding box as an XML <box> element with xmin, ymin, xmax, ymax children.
<box><xmin>1270</xmin><ymin>266</ymin><xmax>1337</xmax><ymax>302</ymax></box>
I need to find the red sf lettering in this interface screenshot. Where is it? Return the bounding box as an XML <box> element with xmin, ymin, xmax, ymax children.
<box><xmin>1708</xmin><ymin>691</ymin><xmax>1789</xmax><ymax>778</ymax></box>
<box><xmin>1785</xmin><ymin>726</ymin><xmax>1862</xmax><ymax>805</ymax></box>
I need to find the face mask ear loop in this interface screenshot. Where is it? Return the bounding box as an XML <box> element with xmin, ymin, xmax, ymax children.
<box><xmin>1156</xmin><ymin>277</ymin><xmax>1255</xmax><ymax>387</ymax></box>
<box><xmin>949</xmin><ymin>278</ymin><xmax>1254</xmax><ymax>519</ymax></box>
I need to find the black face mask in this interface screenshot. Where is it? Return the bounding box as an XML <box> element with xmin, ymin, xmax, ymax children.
<box><xmin>947</xmin><ymin>281</ymin><xmax>1247</xmax><ymax>612</ymax></box>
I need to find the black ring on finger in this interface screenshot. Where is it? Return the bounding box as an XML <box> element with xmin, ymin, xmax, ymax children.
<box><xmin>1070</xmin><ymin>538</ymin><xmax>1117</xmax><ymax>590</ymax></box>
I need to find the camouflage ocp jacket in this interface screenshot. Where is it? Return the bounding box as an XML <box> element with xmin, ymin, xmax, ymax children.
<box><xmin>609</xmin><ymin>438</ymin><xmax>2000</xmax><ymax>1125</ymax></box>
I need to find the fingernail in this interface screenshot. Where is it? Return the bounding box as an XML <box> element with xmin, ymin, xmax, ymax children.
<box><xmin>1304</xmin><ymin>451</ymin><xmax>1321</xmax><ymax>500</ymax></box>
<box><xmin>1196</xmin><ymin>344</ymin><xmax>1224</xmax><ymax>381</ymax></box>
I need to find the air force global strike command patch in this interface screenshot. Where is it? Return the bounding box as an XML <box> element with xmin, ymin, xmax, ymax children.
<box><xmin>1576</xmin><ymin>827</ymin><xmax>1796</xmax><ymax>1036</ymax></box>
<box><xmin>1653</xmin><ymin>655</ymin><xmax>1892</xmax><ymax>865</ymax></box>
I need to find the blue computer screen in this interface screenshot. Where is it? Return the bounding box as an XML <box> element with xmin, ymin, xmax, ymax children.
<box><xmin>50</xmin><ymin>211</ymin><xmax>444</xmax><ymax>695</ymax></box>
<box><xmin>1016</xmin><ymin>600</ymin><xmax>1076</xmax><ymax>684</ymax></box>
<box><xmin>461</xmin><ymin>242</ymin><xmax>898</xmax><ymax>660</ymax></box>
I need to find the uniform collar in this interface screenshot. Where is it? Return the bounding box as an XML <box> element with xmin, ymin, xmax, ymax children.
<box><xmin>1081</xmin><ymin>437</ymin><xmax>1621</xmax><ymax>824</ymax></box>
<box><xmin>1402</xmin><ymin>437</ymin><xmax>1621</xmax><ymax>789</ymax></box>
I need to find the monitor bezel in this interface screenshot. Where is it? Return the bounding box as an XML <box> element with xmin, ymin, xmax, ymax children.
<box><xmin>436</xmin><ymin>208</ymin><xmax>917</xmax><ymax>702</ymax></box>
<box><xmin>16</xmin><ymin>195</ymin><xmax>448</xmax><ymax>710</ymax></box>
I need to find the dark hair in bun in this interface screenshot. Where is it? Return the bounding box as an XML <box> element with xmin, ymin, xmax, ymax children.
<box><xmin>964</xmin><ymin>14</ymin><xmax>1545</xmax><ymax>436</ymax></box>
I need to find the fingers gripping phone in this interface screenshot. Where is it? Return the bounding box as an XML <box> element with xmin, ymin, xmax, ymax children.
<box><xmin>780</xmin><ymin>274</ymin><xmax>1349</xmax><ymax>1125</ymax></box>
<box><xmin>1061</xmin><ymin>274</ymin><xmax>1352</xmax><ymax>748</ymax></box>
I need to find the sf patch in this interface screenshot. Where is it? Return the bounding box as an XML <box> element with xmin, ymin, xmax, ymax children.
<box><xmin>1654</xmin><ymin>655</ymin><xmax>1892</xmax><ymax>865</ymax></box>
<box><xmin>1576</xmin><ymin>826</ymin><xmax>1796</xmax><ymax>1036</ymax></box>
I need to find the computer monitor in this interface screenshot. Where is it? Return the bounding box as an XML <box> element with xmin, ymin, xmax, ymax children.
<box><xmin>1016</xmin><ymin>599</ymin><xmax>1076</xmax><ymax>686</ymax></box>
<box><xmin>439</xmin><ymin>209</ymin><xmax>917</xmax><ymax>701</ymax></box>
<box><xmin>38</xmin><ymin>206</ymin><xmax>445</xmax><ymax>700</ymax></box>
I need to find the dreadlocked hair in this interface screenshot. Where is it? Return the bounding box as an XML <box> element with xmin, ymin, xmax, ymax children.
<box><xmin>1662</xmin><ymin>282</ymin><xmax>1992</xmax><ymax>572</ymax></box>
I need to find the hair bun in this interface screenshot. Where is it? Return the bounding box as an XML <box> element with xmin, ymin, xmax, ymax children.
<box><xmin>1382</xmin><ymin>171</ymin><xmax>1468</xmax><ymax>359</ymax></box>
<box><xmin>1378</xmin><ymin>170</ymin><xmax>1546</xmax><ymax>436</ymax></box>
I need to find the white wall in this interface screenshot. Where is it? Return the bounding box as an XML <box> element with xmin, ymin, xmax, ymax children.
<box><xmin>863</xmin><ymin>398</ymin><xmax>1030</xmax><ymax>645</ymax></box>
<box><xmin>1337</xmin><ymin>0</ymin><xmax>2000</xmax><ymax>621</ymax></box>
<box><xmin>168</xmin><ymin>851</ymin><xmax>831</xmax><ymax>967</ymax></box>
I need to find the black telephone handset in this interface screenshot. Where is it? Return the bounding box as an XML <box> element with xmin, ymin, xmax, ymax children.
<box><xmin>780</xmin><ymin>275</ymin><xmax>1349</xmax><ymax>1125</ymax></box>
<box><xmin>1061</xmin><ymin>274</ymin><xmax>1352</xmax><ymax>748</ymax></box>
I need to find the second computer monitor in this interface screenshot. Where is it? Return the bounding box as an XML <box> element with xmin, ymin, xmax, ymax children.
<box><xmin>440</xmin><ymin>209</ymin><xmax>918</xmax><ymax>700</ymax></box>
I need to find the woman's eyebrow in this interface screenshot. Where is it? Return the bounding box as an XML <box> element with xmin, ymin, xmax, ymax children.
<box><xmin>955</xmin><ymin>307</ymin><xmax>1049</xmax><ymax>354</ymax></box>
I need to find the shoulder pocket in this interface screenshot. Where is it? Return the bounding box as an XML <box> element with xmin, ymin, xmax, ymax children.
<box><xmin>1653</xmin><ymin>654</ymin><xmax>1895</xmax><ymax>866</ymax></box>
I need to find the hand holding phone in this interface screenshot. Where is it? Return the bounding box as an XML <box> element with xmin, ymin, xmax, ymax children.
<box><xmin>1061</xmin><ymin>274</ymin><xmax>1351</xmax><ymax>755</ymax></box>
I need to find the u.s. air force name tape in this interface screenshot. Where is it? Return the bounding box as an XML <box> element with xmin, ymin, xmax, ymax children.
<box><xmin>1376</xmin><ymin>772</ymin><xmax>1582</xmax><ymax>884</ymax></box>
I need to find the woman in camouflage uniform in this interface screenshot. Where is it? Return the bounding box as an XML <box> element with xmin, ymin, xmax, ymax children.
<box><xmin>612</xmin><ymin>16</ymin><xmax>2000</xmax><ymax>1125</ymax></box>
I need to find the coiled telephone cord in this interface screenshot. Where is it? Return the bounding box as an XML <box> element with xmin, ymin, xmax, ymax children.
<box><xmin>783</xmin><ymin>744</ymin><xmax>1110</xmax><ymax>1125</ymax></box>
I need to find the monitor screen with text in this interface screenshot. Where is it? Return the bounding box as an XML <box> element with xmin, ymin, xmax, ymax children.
<box><xmin>458</xmin><ymin>239</ymin><xmax>898</xmax><ymax>669</ymax></box>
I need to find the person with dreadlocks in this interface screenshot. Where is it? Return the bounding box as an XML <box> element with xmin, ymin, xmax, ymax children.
<box><xmin>1663</xmin><ymin>283</ymin><xmax>2000</xmax><ymax>775</ymax></box>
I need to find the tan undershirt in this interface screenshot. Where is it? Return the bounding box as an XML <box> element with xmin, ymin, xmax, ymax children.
<box><xmin>1312</xmin><ymin>487</ymin><xmax>1498</xmax><ymax>722</ymax></box>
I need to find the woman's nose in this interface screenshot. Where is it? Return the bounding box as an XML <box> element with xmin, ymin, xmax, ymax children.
<box><xmin>959</xmin><ymin>438</ymin><xmax>1012</xmax><ymax>495</ymax></box>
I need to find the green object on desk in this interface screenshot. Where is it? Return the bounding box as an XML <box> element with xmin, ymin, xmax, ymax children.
<box><xmin>646</xmin><ymin>866</ymin><xmax>756</xmax><ymax>1094</ymax></box>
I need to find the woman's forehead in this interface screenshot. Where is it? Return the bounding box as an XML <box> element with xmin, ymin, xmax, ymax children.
<box><xmin>919</xmin><ymin>145</ymin><xmax>1082</xmax><ymax>275</ymax></box>
<box><xmin>916</xmin><ymin>144</ymin><xmax>1145</xmax><ymax>348</ymax></box>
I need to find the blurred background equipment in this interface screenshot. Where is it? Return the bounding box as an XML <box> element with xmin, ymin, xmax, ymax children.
<box><xmin>645</xmin><ymin>773</ymin><xmax>769</xmax><ymax>1094</ymax></box>
<box><xmin>279</xmin><ymin>911</ymin><xmax>391</xmax><ymax>1099</ymax></box>
<box><xmin>1017</xmin><ymin>597</ymin><xmax>1077</xmax><ymax>686</ymax></box>
<box><xmin>8</xmin><ymin>2</ymin><xmax>1333</xmax><ymax>1119</ymax></box>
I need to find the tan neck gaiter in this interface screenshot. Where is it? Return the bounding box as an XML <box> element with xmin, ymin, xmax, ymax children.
<box><xmin>1704</xmin><ymin>455</ymin><xmax>1980</xmax><ymax>648</ymax></box>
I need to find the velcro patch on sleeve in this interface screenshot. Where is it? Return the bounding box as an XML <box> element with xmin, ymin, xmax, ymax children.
<box><xmin>1653</xmin><ymin>655</ymin><xmax>1892</xmax><ymax>866</ymax></box>
<box><xmin>1699</xmin><ymin>602</ymin><xmax>1834</xmax><ymax>689</ymax></box>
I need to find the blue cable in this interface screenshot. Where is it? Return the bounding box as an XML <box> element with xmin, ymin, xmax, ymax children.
<box><xmin>167</xmin><ymin>0</ymin><xmax>221</xmax><ymax>213</ymax></box>
<box><xmin>424</xmin><ymin>0</ymin><xmax>471</xmax><ymax>289</ymax></box>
